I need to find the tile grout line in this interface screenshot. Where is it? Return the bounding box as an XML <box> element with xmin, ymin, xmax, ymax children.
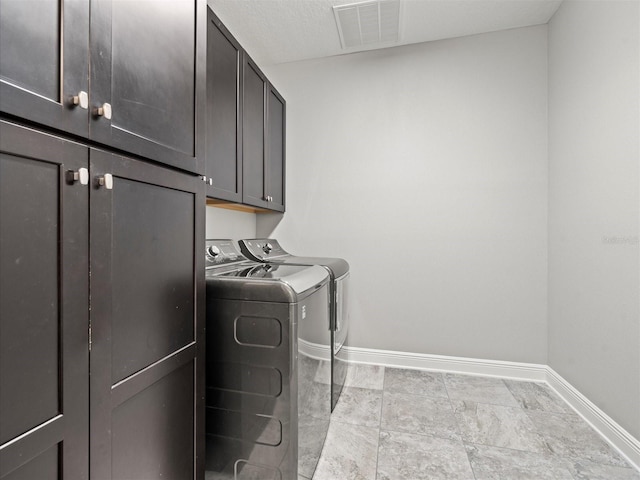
<box><xmin>443</xmin><ymin>372</ymin><xmax>480</xmax><ymax>480</ymax></box>
<box><xmin>374</xmin><ymin>366</ymin><xmax>386</xmax><ymax>480</ymax></box>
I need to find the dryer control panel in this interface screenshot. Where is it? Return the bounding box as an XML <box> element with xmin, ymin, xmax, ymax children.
<box><xmin>239</xmin><ymin>238</ymin><xmax>288</xmax><ymax>260</ymax></box>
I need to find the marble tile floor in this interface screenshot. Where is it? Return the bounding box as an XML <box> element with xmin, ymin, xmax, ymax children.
<box><xmin>305</xmin><ymin>364</ymin><xmax>640</xmax><ymax>480</ymax></box>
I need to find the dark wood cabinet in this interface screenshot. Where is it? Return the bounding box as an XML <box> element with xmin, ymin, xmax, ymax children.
<box><xmin>2</xmin><ymin>2</ymin><xmax>207</xmax><ymax>479</ymax></box>
<box><xmin>241</xmin><ymin>63</ymin><xmax>286</xmax><ymax>213</ymax></box>
<box><xmin>266</xmin><ymin>85</ymin><xmax>286</xmax><ymax>212</ymax></box>
<box><xmin>89</xmin><ymin>0</ymin><xmax>206</xmax><ymax>173</ymax></box>
<box><xmin>88</xmin><ymin>148</ymin><xmax>205</xmax><ymax>480</ymax></box>
<box><xmin>205</xmin><ymin>10</ymin><xmax>243</xmax><ymax>202</ymax></box>
<box><xmin>0</xmin><ymin>0</ymin><xmax>206</xmax><ymax>174</ymax></box>
<box><xmin>205</xmin><ymin>9</ymin><xmax>285</xmax><ymax>212</ymax></box>
<box><xmin>1</xmin><ymin>121</ymin><xmax>89</xmax><ymax>480</ymax></box>
<box><xmin>0</xmin><ymin>0</ymin><xmax>89</xmax><ymax>138</ymax></box>
<box><xmin>241</xmin><ymin>55</ymin><xmax>269</xmax><ymax>209</ymax></box>
<box><xmin>0</xmin><ymin>121</ymin><xmax>205</xmax><ymax>480</ymax></box>
<box><xmin>241</xmin><ymin>55</ymin><xmax>287</xmax><ymax>212</ymax></box>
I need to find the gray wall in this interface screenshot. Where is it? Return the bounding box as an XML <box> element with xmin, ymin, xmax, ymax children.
<box><xmin>260</xmin><ymin>25</ymin><xmax>549</xmax><ymax>364</ymax></box>
<box><xmin>206</xmin><ymin>206</ymin><xmax>256</xmax><ymax>240</ymax></box>
<box><xmin>548</xmin><ymin>0</ymin><xmax>640</xmax><ymax>439</ymax></box>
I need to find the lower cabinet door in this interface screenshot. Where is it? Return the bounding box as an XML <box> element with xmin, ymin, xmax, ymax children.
<box><xmin>0</xmin><ymin>121</ymin><xmax>89</xmax><ymax>480</ymax></box>
<box><xmin>0</xmin><ymin>123</ymin><xmax>205</xmax><ymax>480</ymax></box>
<box><xmin>88</xmin><ymin>149</ymin><xmax>205</xmax><ymax>479</ymax></box>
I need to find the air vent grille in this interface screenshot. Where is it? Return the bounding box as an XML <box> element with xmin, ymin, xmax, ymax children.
<box><xmin>333</xmin><ymin>0</ymin><xmax>401</xmax><ymax>49</ymax></box>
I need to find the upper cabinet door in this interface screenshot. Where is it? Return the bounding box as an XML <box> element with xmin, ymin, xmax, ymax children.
<box><xmin>242</xmin><ymin>54</ymin><xmax>268</xmax><ymax>209</ymax></box>
<box><xmin>89</xmin><ymin>0</ymin><xmax>205</xmax><ymax>174</ymax></box>
<box><xmin>0</xmin><ymin>0</ymin><xmax>90</xmax><ymax>137</ymax></box>
<box><xmin>266</xmin><ymin>85</ymin><xmax>286</xmax><ymax>212</ymax></box>
<box><xmin>205</xmin><ymin>9</ymin><xmax>242</xmax><ymax>202</ymax></box>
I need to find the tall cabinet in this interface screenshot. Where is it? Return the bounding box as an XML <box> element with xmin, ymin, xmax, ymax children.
<box><xmin>0</xmin><ymin>1</ymin><xmax>206</xmax><ymax>478</ymax></box>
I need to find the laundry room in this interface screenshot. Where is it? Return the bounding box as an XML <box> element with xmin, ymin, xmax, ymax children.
<box><xmin>203</xmin><ymin>0</ymin><xmax>639</xmax><ymax>478</ymax></box>
<box><xmin>0</xmin><ymin>0</ymin><xmax>638</xmax><ymax>479</ymax></box>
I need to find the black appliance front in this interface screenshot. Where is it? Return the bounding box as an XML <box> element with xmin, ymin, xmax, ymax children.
<box><xmin>238</xmin><ymin>238</ymin><xmax>350</xmax><ymax>412</ymax></box>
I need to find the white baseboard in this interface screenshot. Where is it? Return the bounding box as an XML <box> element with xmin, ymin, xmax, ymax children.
<box><xmin>298</xmin><ymin>338</ymin><xmax>331</xmax><ymax>361</ymax></box>
<box><xmin>344</xmin><ymin>345</ymin><xmax>548</xmax><ymax>381</ymax></box>
<box><xmin>343</xmin><ymin>345</ymin><xmax>640</xmax><ymax>471</ymax></box>
<box><xmin>546</xmin><ymin>367</ymin><xmax>640</xmax><ymax>471</ymax></box>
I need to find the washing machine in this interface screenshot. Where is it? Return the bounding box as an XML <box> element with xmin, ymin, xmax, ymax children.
<box><xmin>204</xmin><ymin>240</ymin><xmax>331</xmax><ymax>480</ymax></box>
<box><xmin>238</xmin><ymin>238</ymin><xmax>350</xmax><ymax>412</ymax></box>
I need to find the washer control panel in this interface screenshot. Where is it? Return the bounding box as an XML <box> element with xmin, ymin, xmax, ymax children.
<box><xmin>205</xmin><ymin>240</ymin><xmax>244</xmax><ymax>266</ymax></box>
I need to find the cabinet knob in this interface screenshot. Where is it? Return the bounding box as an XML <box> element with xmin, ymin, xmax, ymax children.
<box><xmin>97</xmin><ymin>173</ymin><xmax>114</xmax><ymax>190</ymax></box>
<box><xmin>71</xmin><ymin>91</ymin><xmax>89</xmax><ymax>109</ymax></box>
<box><xmin>67</xmin><ymin>167</ymin><xmax>89</xmax><ymax>185</ymax></box>
<box><xmin>95</xmin><ymin>103</ymin><xmax>112</xmax><ymax>120</ymax></box>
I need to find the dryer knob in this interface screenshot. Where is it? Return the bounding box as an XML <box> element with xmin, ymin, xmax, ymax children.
<box><xmin>262</xmin><ymin>242</ymin><xmax>273</xmax><ymax>254</ymax></box>
<box><xmin>207</xmin><ymin>245</ymin><xmax>221</xmax><ymax>258</ymax></box>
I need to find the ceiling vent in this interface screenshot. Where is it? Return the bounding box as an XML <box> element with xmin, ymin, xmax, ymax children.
<box><xmin>333</xmin><ymin>0</ymin><xmax>401</xmax><ymax>50</ymax></box>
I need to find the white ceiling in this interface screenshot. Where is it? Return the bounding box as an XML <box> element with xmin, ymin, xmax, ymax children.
<box><xmin>208</xmin><ymin>0</ymin><xmax>563</xmax><ymax>66</ymax></box>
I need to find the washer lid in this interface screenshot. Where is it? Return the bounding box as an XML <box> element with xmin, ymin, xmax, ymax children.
<box><xmin>265</xmin><ymin>256</ymin><xmax>349</xmax><ymax>279</ymax></box>
<box><xmin>215</xmin><ymin>262</ymin><xmax>316</xmax><ymax>280</ymax></box>
<box><xmin>206</xmin><ymin>240</ymin><xmax>330</xmax><ymax>299</ymax></box>
<box><xmin>206</xmin><ymin>263</ymin><xmax>329</xmax><ymax>302</ymax></box>
<box><xmin>239</xmin><ymin>238</ymin><xmax>349</xmax><ymax>278</ymax></box>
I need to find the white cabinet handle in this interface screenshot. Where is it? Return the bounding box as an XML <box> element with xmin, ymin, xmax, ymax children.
<box><xmin>97</xmin><ymin>173</ymin><xmax>113</xmax><ymax>190</ymax></box>
<box><xmin>95</xmin><ymin>103</ymin><xmax>112</xmax><ymax>120</ymax></box>
<box><xmin>71</xmin><ymin>91</ymin><xmax>89</xmax><ymax>109</ymax></box>
<box><xmin>67</xmin><ymin>167</ymin><xmax>89</xmax><ymax>185</ymax></box>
